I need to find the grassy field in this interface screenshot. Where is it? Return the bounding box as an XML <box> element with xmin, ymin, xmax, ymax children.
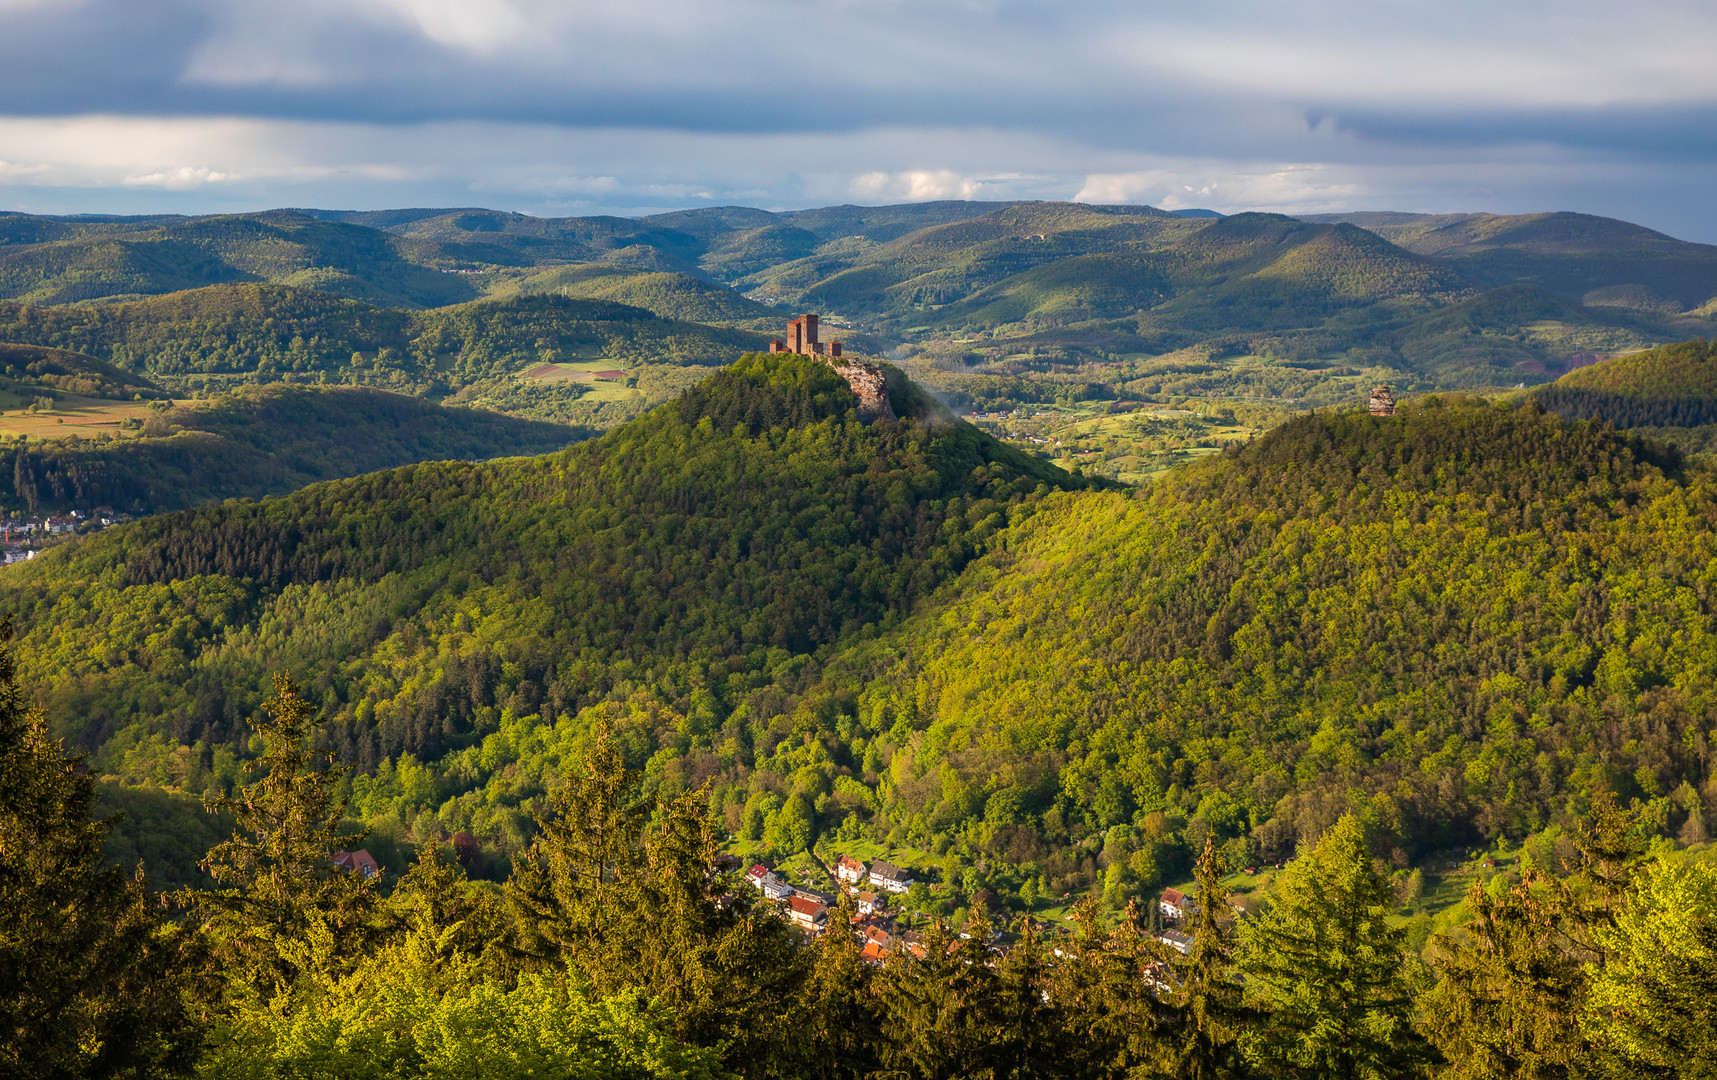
<box><xmin>967</xmin><ymin>401</ymin><xmax>1259</xmax><ymax>485</ymax></box>
<box><xmin>520</xmin><ymin>360</ymin><xmax>637</xmax><ymax>402</ymax></box>
<box><xmin>0</xmin><ymin>395</ymin><xmax>166</xmax><ymax>440</ymax></box>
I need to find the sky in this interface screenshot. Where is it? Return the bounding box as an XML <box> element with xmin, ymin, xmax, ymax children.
<box><xmin>2</xmin><ymin>0</ymin><xmax>1715</xmax><ymax>239</ymax></box>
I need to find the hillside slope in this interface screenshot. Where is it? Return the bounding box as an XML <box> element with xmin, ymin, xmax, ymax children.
<box><xmin>751</xmin><ymin>399</ymin><xmax>1717</xmax><ymax>897</ymax></box>
<box><xmin>0</xmin><ymin>285</ymin><xmax>768</xmax><ymax>427</ymax></box>
<box><xmin>0</xmin><ymin>342</ymin><xmax>165</xmax><ymax>401</ymax></box>
<box><xmin>0</xmin><ymin>210</ymin><xmax>479</xmax><ymax>307</ymax></box>
<box><xmin>492</xmin><ymin>265</ymin><xmax>780</xmax><ymax>329</ymax></box>
<box><xmin>1</xmin><ymin>355</ymin><xmax>1085</xmax><ymax>798</ymax></box>
<box><xmin>19</xmin><ymin>380</ymin><xmax>1717</xmax><ymax>914</ymax></box>
<box><xmin>1533</xmin><ymin>338</ymin><xmax>1717</xmax><ymax>450</ymax></box>
<box><xmin>1310</xmin><ymin>211</ymin><xmax>1717</xmax><ymax>314</ymax></box>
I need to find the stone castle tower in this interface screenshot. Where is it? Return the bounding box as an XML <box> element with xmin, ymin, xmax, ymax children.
<box><xmin>769</xmin><ymin>314</ymin><xmax>896</xmax><ymax>423</ymax></box>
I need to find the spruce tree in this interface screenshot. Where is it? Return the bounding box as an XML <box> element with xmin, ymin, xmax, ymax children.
<box><xmin>191</xmin><ymin>672</ymin><xmax>376</xmax><ymax>987</ymax></box>
<box><xmin>0</xmin><ymin>631</ymin><xmax>203</xmax><ymax>1078</ymax></box>
<box><xmin>1238</xmin><ymin>814</ymin><xmax>1432</xmax><ymax>1080</ymax></box>
<box><xmin>386</xmin><ymin>843</ymin><xmax>510</xmax><ymax>973</ymax></box>
<box><xmin>1044</xmin><ymin>897</ymin><xmax>1164</xmax><ymax>1078</ymax></box>
<box><xmin>1160</xmin><ymin>837</ymin><xmax>1253</xmax><ymax>1079</ymax></box>
<box><xmin>505</xmin><ymin>723</ymin><xmax>649</xmax><ymax>968</ymax></box>
<box><xmin>992</xmin><ymin>914</ymin><xmax>1060</xmax><ymax>1080</ymax></box>
<box><xmin>876</xmin><ymin>912</ymin><xmax>1020</xmax><ymax>1080</ymax></box>
<box><xmin>1425</xmin><ymin>792</ymin><xmax>1651</xmax><ymax>1079</ymax></box>
<box><xmin>1424</xmin><ymin>867</ymin><xmax>1588</xmax><ymax>1079</ymax></box>
<box><xmin>506</xmin><ymin>724</ymin><xmax>804</xmax><ymax>1078</ymax></box>
<box><xmin>795</xmin><ymin>890</ymin><xmax>881</xmax><ymax>1080</ymax></box>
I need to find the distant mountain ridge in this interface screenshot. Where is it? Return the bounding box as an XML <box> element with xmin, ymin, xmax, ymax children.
<box><xmin>2</xmin><ymin>200</ymin><xmax>1714</xmax><ymax>411</ymax></box>
<box><xmin>1302</xmin><ymin>210</ymin><xmax>1717</xmax><ymax>313</ymax></box>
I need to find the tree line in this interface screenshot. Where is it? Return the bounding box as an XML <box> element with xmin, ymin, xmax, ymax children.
<box><xmin>7</xmin><ymin>659</ymin><xmax>1715</xmax><ymax>1079</ymax></box>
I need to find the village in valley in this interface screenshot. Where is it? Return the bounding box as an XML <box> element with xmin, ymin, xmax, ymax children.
<box><xmin>0</xmin><ymin>506</ymin><xmax>130</xmax><ymax>565</ymax></box>
<box><xmin>732</xmin><ymin>849</ymin><xmax>1224</xmax><ymax>964</ymax></box>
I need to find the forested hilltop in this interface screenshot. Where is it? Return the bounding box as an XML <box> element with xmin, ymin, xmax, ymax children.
<box><xmin>7</xmin><ymin>358</ymin><xmax>1715</xmax><ymax>910</ymax></box>
<box><xmin>788</xmin><ymin>399</ymin><xmax>1716</xmax><ymax>897</ymax></box>
<box><xmin>2</xmin><ymin>353</ymin><xmax>1085</xmax><ymax>879</ymax></box>
<box><xmin>1533</xmin><ymin>338</ymin><xmax>1717</xmax><ymax>455</ymax></box>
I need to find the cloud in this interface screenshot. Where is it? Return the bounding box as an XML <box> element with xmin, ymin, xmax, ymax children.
<box><xmin>122</xmin><ymin>166</ymin><xmax>234</xmax><ymax>189</ymax></box>
<box><xmin>1076</xmin><ymin>165</ymin><xmax>1365</xmax><ymax>214</ymax></box>
<box><xmin>368</xmin><ymin>0</ymin><xmax>525</xmax><ymax>52</ymax></box>
<box><xmin>0</xmin><ymin>114</ymin><xmax>1711</xmax><ymax>244</ymax></box>
<box><xmin>0</xmin><ymin>159</ymin><xmax>51</xmax><ymax>179</ymax></box>
<box><xmin>849</xmin><ymin>170</ymin><xmax>1033</xmax><ymax>202</ymax></box>
<box><xmin>0</xmin><ymin>1</ymin><xmax>1711</xmax><ymax>234</ymax></box>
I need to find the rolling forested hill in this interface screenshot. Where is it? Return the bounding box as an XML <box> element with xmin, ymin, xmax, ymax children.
<box><xmin>0</xmin><ymin>341</ymin><xmax>166</xmax><ymax>402</ymax></box>
<box><xmin>1533</xmin><ymin>338</ymin><xmax>1717</xmax><ymax>452</ymax></box>
<box><xmin>0</xmin><ymin>285</ymin><xmax>763</xmax><ymax>384</ymax></box>
<box><xmin>489</xmin><ymin>264</ymin><xmax>781</xmax><ymax>330</ymax></box>
<box><xmin>782</xmin><ymin>397</ymin><xmax>1715</xmax><ymax>896</ymax></box>
<box><xmin>0</xmin><ymin>210</ymin><xmax>480</xmax><ymax>308</ymax></box>
<box><xmin>0</xmin><ymin>284</ymin><xmax>767</xmax><ymax>426</ymax></box>
<box><xmin>1</xmin><ymin>356</ymin><xmax>1085</xmax><ymax>863</ymax></box>
<box><xmin>9</xmin><ymin>356</ymin><xmax>1714</xmax><ymax>914</ymax></box>
<box><xmin>5</xmin><ymin>199</ymin><xmax>1717</xmax><ymax>485</ymax></box>
<box><xmin>6</xmin><ymin>202</ymin><xmax>1710</xmax><ymax>381</ymax></box>
<box><xmin>1309</xmin><ymin>210</ymin><xmax>1717</xmax><ymax>314</ymax></box>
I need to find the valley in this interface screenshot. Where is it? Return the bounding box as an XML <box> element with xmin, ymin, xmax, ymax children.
<box><xmin>5</xmin><ymin>201</ymin><xmax>1712</xmax><ymax>488</ymax></box>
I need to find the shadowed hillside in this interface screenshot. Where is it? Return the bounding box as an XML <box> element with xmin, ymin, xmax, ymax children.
<box><xmin>0</xmin><ymin>383</ymin><xmax>586</xmax><ymax>515</ymax></box>
<box><xmin>1532</xmin><ymin>338</ymin><xmax>1717</xmax><ymax>451</ymax></box>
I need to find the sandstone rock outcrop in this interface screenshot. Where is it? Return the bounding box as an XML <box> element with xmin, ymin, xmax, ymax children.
<box><xmin>831</xmin><ymin>359</ymin><xmax>897</xmax><ymax>423</ymax></box>
<box><xmin>1368</xmin><ymin>385</ymin><xmax>1396</xmax><ymax>416</ymax></box>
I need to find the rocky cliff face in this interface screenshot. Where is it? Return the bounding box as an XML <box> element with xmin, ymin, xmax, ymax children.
<box><xmin>831</xmin><ymin>360</ymin><xmax>897</xmax><ymax>423</ymax></box>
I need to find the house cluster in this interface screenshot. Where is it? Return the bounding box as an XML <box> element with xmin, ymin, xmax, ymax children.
<box><xmin>1154</xmin><ymin>887</ymin><xmax>1200</xmax><ymax>954</ymax></box>
<box><xmin>744</xmin><ymin>853</ymin><xmax>919</xmax><ymax>963</ymax></box>
<box><xmin>745</xmin><ymin>863</ymin><xmax>841</xmax><ymax>934</ymax></box>
<box><xmin>1</xmin><ymin>507</ymin><xmax>130</xmax><ymax>565</ymax></box>
<box><xmin>1152</xmin><ymin>883</ymin><xmax>1256</xmax><ymax>955</ymax></box>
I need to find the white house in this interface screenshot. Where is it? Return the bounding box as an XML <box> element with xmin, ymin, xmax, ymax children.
<box><xmin>868</xmin><ymin>859</ymin><xmax>915</xmax><ymax>895</ymax></box>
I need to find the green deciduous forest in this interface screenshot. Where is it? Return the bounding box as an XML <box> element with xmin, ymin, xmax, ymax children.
<box><xmin>1534</xmin><ymin>339</ymin><xmax>1717</xmax><ymax>454</ymax></box>
<box><xmin>7</xmin><ymin>653</ymin><xmax>1716</xmax><ymax>1079</ymax></box>
<box><xmin>0</xmin><ymin>353</ymin><xmax>1711</xmax><ymax>912</ymax></box>
<box><xmin>0</xmin><ymin>285</ymin><xmax>763</xmax><ymax>396</ymax></box>
<box><xmin>1</xmin><ymin>243</ymin><xmax>1716</xmax><ymax>1070</ymax></box>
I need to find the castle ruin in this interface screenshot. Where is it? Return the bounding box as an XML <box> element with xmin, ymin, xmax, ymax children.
<box><xmin>769</xmin><ymin>313</ymin><xmax>843</xmax><ymax>359</ymax></box>
<box><xmin>770</xmin><ymin>314</ymin><xmax>895</xmax><ymax>423</ymax></box>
